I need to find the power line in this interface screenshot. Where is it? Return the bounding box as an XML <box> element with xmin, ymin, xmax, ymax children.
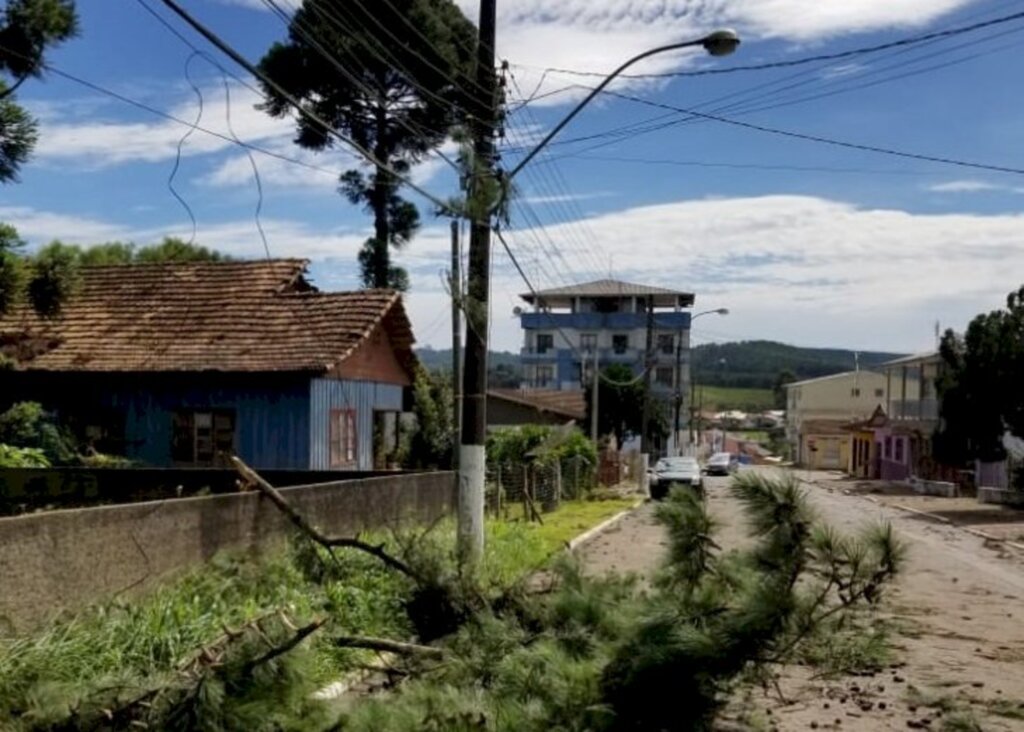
<box><xmin>166</xmin><ymin>52</ymin><xmax>203</xmax><ymax>248</ymax></box>
<box><xmin>557</xmin><ymin>153</ymin><xmax>942</xmax><ymax>177</ymax></box>
<box><xmin>518</xmin><ymin>8</ymin><xmax>1024</xmax><ymax>80</ymax></box>
<box><xmin>155</xmin><ymin>0</ymin><xmax>457</xmax><ymax>215</ymax></box>
<box><xmin>596</xmin><ymin>87</ymin><xmax>1024</xmax><ymax>176</ymax></box>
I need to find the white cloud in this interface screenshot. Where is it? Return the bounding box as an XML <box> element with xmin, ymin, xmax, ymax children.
<box><xmin>927</xmin><ymin>180</ymin><xmax>1024</xmax><ymax>193</ymax></box>
<box><xmin>35</xmin><ymin>83</ymin><xmax>294</xmax><ymax>166</ymax></box>
<box><xmin>10</xmin><ymin>192</ymin><xmax>1024</xmax><ymax>356</ymax></box>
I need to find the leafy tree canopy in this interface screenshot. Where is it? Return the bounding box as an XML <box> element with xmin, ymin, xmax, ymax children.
<box><xmin>935</xmin><ymin>284</ymin><xmax>1024</xmax><ymax>465</ymax></box>
<box><xmin>0</xmin><ymin>0</ymin><xmax>78</xmax><ymax>183</ymax></box>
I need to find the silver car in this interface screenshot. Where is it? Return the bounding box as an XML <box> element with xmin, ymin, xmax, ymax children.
<box><xmin>650</xmin><ymin>457</ymin><xmax>703</xmax><ymax>500</ymax></box>
<box><xmin>705</xmin><ymin>452</ymin><xmax>739</xmax><ymax>476</ymax></box>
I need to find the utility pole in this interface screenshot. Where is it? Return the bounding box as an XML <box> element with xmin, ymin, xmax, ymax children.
<box><xmin>689</xmin><ymin>377</ymin><xmax>697</xmax><ymax>447</ymax></box>
<box><xmin>590</xmin><ymin>346</ymin><xmax>599</xmax><ymax>444</ymax></box>
<box><xmin>673</xmin><ymin>328</ymin><xmax>683</xmax><ymax>456</ymax></box>
<box><xmin>450</xmin><ymin>219</ymin><xmax>462</xmax><ymax>470</ymax></box>
<box><xmin>640</xmin><ymin>295</ymin><xmax>655</xmax><ymax>456</ymax></box>
<box><xmin>457</xmin><ymin>0</ymin><xmax>497</xmax><ymax>565</ymax></box>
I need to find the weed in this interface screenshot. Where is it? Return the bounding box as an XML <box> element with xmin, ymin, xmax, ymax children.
<box><xmin>942</xmin><ymin>711</ymin><xmax>984</xmax><ymax>732</ymax></box>
<box><xmin>798</xmin><ymin>617</ymin><xmax>893</xmax><ymax>676</ymax></box>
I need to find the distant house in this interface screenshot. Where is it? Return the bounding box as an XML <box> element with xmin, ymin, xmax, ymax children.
<box><xmin>784</xmin><ymin>371</ymin><xmax>887</xmax><ymax>470</ymax></box>
<box><xmin>487</xmin><ymin>389</ymin><xmax>586</xmax><ymax>429</ymax></box>
<box><xmin>0</xmin><ymin>260</ymin><xmax>416</xmax><ymax>471</ymax></box>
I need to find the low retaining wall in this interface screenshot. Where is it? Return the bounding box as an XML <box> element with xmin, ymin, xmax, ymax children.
<box><xmin>910</xmin><ymin>478</ymin><xmax>958</xmax><ymax>498</ymax></box>
<box><xmin>0</xmin><ymin>472</ymin><xmax>455</xmax><ymax>632</ymax></box>
<box><xmin>977</xmin><ymin>486</ymin><xmax>1024</xmax><ymax>506</ymax></box>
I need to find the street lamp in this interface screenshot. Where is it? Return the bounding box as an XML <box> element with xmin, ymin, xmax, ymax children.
<box><xmin>507</xmin><ymin>29</ymin><xmax>741</xmax><ymax>181</ymax></box>
<box><xmin>676</xmin><ymin>307</ymin><xmax>730</xmax><ymax>455</ymax></box>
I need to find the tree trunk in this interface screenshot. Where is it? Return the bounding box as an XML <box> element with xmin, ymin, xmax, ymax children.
<box><xmin>371</xmin><ymin>97</ymin><xmax>391</xmax><ymax>289</ymax></box>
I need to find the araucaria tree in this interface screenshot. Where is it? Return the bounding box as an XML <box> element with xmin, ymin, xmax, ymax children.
<box><xmin>0</xmin><ymin>0</ymin><xmax>77</xmax><ymax>183</ymax></box>
<box><xmin>258</xmin><ymin>0</ymin><xmax>475</xmax><ymax>290</ymax></box>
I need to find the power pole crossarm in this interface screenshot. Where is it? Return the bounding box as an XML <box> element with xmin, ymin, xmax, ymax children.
<box><xmin>457</xmin><ymin>0</ymin><xmax>497</xmax><ymax>566</ymax></box>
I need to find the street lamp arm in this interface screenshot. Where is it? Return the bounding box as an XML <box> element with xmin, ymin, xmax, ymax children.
<box><xmin>506</xmin><ymin>31</ymin><xmax>738</xmax><ymax>181</ymax></box>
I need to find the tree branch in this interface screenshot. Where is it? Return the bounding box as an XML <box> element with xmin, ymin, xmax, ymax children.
<box><xmin>231</xmin><ymin>456</ymin><xmax>421</xmax><ymax>581</ymax></box>
<box><xmin>334</xmin><ymin>635</ymin><xmax>445</xmax><ymax>659</ymax></box>
<box><xmin>244</xmin><ymin>618</ymin><xmax>327</xmax><ymax>673</ymax></box>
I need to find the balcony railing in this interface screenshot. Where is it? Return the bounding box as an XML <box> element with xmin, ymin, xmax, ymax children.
<box><xmin>889</xmin><ymin>398</ymin><xmax>939</xmax><ymax>421</ymax></box>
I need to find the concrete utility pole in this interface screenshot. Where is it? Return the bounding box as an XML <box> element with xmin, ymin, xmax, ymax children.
<box><xmin>673</xmin><ymin>329</ymin><xmax>684</xmax><ymax>455</ymax></box>
<box><xmin>450</xmin><ymin>220</ymin><xmax>462</xmax><ymax>470</ymax></box>
<box><xmin>457</xmin><ymin>0</ymin><xmax>498</xmax><ymax>565</ymax></box>
<box><xmin>640</xmin><ymin>295</ymin><xmax>655</xmax><ymax>456</ymax></box>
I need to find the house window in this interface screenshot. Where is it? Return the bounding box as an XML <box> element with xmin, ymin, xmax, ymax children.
<box><xmin>851</xmin><ymin>388</ymin><xmax>861</xmax><ymax>397</ymax></box>
<box><xmin>536</xmin><ymin>365</ymin><xmax>555</xmax><ymax>387</ymax></box>
<box><xmin>656</xmin><ymin>367</ymin><xmax>674</xmax><ymax>385</ymax></box>
<box><xmin>580</xmin><ymin>333</ymin><xmax>598</xmax><ymax>352</ymax></box>
<box><xmin>172</xmin><ymin>410</ymin><xmax>235</xmax><ymax>466</ymax></box>
<box><xmin>884</xmin><ymin>436</ymin><xmax>892</xmax><ymax>459</ymax></box>
<box><xmin>657</xmin><ymin>334</ymin><xmax>675</xmax><ymax>355</ymax></box>
<box><xmin>875</xmin><ymin>388</ymin><xmax>884</xmax><ymax>398</ymax></box>
<box><xmin>536</xmin><ymin>333</ymin><xmax>554</xmax><ymax>354</ymax></box>
<box><xmin>330</xmin><ymin>409</ymin><xmax>357</xmax><ymax>467</ymax></box>
<box><xmin>612</xmin><ymin>334</ymin><xmax>629</xmax><ymax>354</ymax></box>
<box><xmin>894</xmin><ymin>437</ymin><xmax>904</xmax><ymax>463</ymax></box>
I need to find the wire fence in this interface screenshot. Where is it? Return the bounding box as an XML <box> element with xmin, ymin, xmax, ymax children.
<box><xmin>485</xmin><ymin>456</ymin><xmax>599</xmax><ymax>521</ymax></box>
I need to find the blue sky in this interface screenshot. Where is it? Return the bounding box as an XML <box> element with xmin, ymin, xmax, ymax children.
<box><xmin>4</xmin><ymin>0</ymin><xmax>1024</xmax><ymax>354</ymax></box>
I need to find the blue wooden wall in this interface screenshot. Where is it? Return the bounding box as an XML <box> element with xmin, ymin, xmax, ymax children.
<box><xmin>309</xmin><ymin>379</ymin><xmax>404</xmax><ymax>471</ymax></box>
<box><xmin>108</xmin><ymin>378</ymin><xmax>311</xmax><ymax>469</ymax></box>
<box><xmin>3</xmin><ymin>373</ymin><xmax>312</xmax><ymax>470</ymax></box>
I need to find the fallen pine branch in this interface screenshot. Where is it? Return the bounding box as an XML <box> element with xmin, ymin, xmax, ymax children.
<box><xmin>244</xmin><ymin>617</ymin><xmax>327</xmax><ymax>673</ymax></box>
<box><xmin>232</xmin><ymin>456</ymin><xmax>420</xmax><ymax>581</ymax></box>
<box><xmin>334</xmin><ymin>635</ymin><xmax>446</xmax><ymax>659</ymax></box>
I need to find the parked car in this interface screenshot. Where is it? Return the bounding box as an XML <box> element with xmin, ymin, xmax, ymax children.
<box><xmin>705</xmin><ymin>452</ymin><xmax>739</xmax><ymax>476</ymax></box>
<box><xmin>649</xmin><ymin>457</ymin><xmax>703</xmax><ymax>500</ymax></box>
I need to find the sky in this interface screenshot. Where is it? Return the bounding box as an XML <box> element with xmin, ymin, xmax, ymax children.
<box><xmin>4</xmin><ymin>0</ymin><xmax>1024</xmax><ymax>355</ymax></box>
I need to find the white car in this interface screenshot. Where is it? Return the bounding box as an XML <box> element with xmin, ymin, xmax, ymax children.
<box><xmin>705</xmin><ymin>452</ymin><xmax>739</xmax><ymax>476</ymax></box>
<box><xmin>650</xmin><ymin>457</ymin><xmax>703</xmax><ymax>500</ymax></box>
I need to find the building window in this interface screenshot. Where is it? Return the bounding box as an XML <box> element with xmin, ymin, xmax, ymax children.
<box><xmin>536</xmin><ymin>365</ymin><xmax>555</xmax><ymax>387</ymax></box>
<box><xmin>657</xmin><ymin>334</ymin><xmax>674</xmax><ymax>355</ymax></box>
<box><xmin>330</xmin><ymin>409</ymin><xmax>357</xmax><ymax>467</ymax></box>
<box><xmin>884</xmin><ymin>436</ymin><xmax>892</xmax><ymax>459</ymax></box>
<box><xmin>536</xmin><ymin>333</ymin><xmax>554</xmax><ymax>354</ymax></box>
<box><xmin>656</xmin><ymin>367</ymin><xmax>674</xmax><ymax>385</ymax></box>
<box><xmin>851</xmin><ymin>387</ymin><xmax>861</xmax><ymax>397</ymax></box>
<box><xmin>875</xmin><ymin>388</ymin><xmax>884</xmax><ymax>398</ymax></box>
<box><xmin>172</xmin><ymin>410</ymin><xmax>235</xmax><ymax>466</ymax></box>
<box><xmin>580</xmin><ymin>333</ymin><xmax>598</xmax><ymax>352</ymax></box>
<box><xmin>894</xmin><ymin>437</ymin><xmax>904</xmax><ymax>463</ymax></box>
<box><xmin>612</xmin><ymin>334</ymin><xmax>629</xmax><ymax>354</ymax></box>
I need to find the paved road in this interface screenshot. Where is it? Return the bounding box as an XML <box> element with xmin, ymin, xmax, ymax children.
<box><xmin>575</xmin><ymin>468</ymin><xmax>1024</xmax><ymax>731</ymax></box>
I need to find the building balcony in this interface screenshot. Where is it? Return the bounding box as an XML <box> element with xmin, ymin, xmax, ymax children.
<box><xmin>890</xmin><ymin>398</ymin><xmax>939</xmax><ymax>422</ymax></box>
<box><xmin>521</xmin><ymin>311</ymin><xmax>691</xmax><ymax>331</ymax></box>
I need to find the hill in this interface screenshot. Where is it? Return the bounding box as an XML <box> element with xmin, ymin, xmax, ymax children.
<box><xmin>692</xmin><ymin>341</ymin><xmax>903</xmax><ymax>389</ymax></box>
<box><xmin>415</xmin><ymin>341</ymin><xmax>904</xmax><ymax>392</ymax></box>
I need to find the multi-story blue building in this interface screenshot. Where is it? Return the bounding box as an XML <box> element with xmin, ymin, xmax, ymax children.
<box><xmin>518</xmin><ymin>279</ymin><xmax>695</xmax><ymax>450</ymax></box>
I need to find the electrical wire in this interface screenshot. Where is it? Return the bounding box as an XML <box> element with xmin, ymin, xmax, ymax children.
<box><xmin>494</xmin><ymin>226</ymin><xmax>653</xmax><ymax>388</ymax></box>
<box><xmin>517</xmin><ymin>7</ymin><xmax>1024</xmax><ymax>81</ymax></box>
<box><xmin>595</xmin><ymin>87</ymin><xmax>1024</xmax><ymax>176</ymax></box>
<box><xmin>221</xmin><ymin>71</ymin><xmax>272</xmax><ymax>261</ymax></box>
<box><xmin>156</xmin><ymin>0</ymin><xmax>459</xmax><ymax>216</ymax></box>
<box><xmin>260</xmin><ymin>0</ymin><xmax>464</xmax><ymax>175</ymax></box>
<box><xmin>167</xmin><ymin>52</ymin><xmax>203</xmax><ymax>247</ymax></box>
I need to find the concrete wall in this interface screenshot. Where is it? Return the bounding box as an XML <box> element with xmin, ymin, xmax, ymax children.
<box><xmin>0</xmin><ymin>472</ymin><xmax>455</xmax><ymax>631</ymax></box>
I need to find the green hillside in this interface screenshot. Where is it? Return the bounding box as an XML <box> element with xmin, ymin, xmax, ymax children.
<box><xmin>416</xmin><ymin>341</ymin><xmax>904</xmax><ymax>392</ymax></box>
<box><xmin>692</xmin><ymin>341</ymin><xmax>903</xmax><ymax>389</ymax></box>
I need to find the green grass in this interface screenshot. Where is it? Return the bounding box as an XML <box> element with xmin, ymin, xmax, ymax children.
<box><xmin>1</xmin><ymin>498</ymin><xmax>638</xmax><ymax>728</ymax></box>
<box><xmin>694</xmin><ymin>385</ymin><xmax>775</xmax><ymax>412</ymax></box>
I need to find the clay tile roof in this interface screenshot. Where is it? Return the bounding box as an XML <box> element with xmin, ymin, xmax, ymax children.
<box><xmin>488</xmin><ymin>388</ymin><xmax>587</xmax><ymax>421</ymax></box>
<box><xmin>0</xmin><ymin>259</ymin><xmax>416</xmax><ymax>374</ymax></box>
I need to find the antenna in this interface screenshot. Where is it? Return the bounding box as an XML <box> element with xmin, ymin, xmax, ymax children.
<box><xmin>934</xmin><ymin>320</ymin><xmax>941</xmax><ymax>349</ymax></box>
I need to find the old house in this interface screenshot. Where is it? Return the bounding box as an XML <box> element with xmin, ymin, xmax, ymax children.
<box><xmin>0</xmin><ymin>259</ymin><xmax>416</xmax><ymax>471</ymax></box>
<box><xmin>487</xmin><ymin>388</ymin><xmax>586</xmax><ymax>429</ymax></box>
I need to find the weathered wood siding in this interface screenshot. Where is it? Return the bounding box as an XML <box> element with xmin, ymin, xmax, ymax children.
<box><xmin>309</xmin><ymin>378</ymin><xmax>404</xmax><ymax>470</ymax></box>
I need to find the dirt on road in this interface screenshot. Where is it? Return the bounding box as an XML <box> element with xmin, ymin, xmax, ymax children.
<box><xmin>574</xmin><ymin>469</ymin><xmax>1024</xmax><ymax>731</ymax></box>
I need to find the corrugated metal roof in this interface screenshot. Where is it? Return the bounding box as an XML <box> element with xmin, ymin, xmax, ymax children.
<box><xmin>0</xmin><ymin>259</ymin><xmax>416</xmax><ymax>374</ymax></box>
<box><xmin>880</xmin><ymin>351</ymin><xmax>939</xmax><ymax>367</ymax></box>
<box><xmin>521</xmin><ymin>279</ymin><xmax>694</xmax><ymax>303</ymax></box>
<box><xmin>784</xmin><ymin>371</ymin><xmax>884</xmax><ymax>388</ymax></box>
